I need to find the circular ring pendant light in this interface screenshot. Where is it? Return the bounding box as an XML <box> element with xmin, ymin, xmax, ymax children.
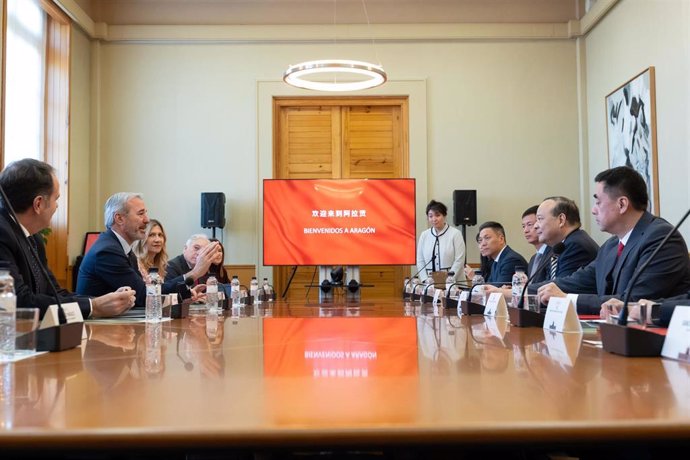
<box><xmin>283</xmin><ymin>59</ymin><xmax>387</xmax><ymax>92</ymax></box>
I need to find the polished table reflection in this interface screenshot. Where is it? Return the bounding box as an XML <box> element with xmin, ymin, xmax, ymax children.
<box><xmin>1</xmin><ymin>300</ymin><xmax>689</xmax><ymax>455</ymax></box>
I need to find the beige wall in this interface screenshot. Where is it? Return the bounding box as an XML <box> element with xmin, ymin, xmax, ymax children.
<box><xmin>76</xmin><ymin>36</ymin><xmax>580</xmax><ymax>277</ymax></box>
<box><xmin>584</xmin><ymin>0</ymin><xmax>690</xmax><ymax>243</ymax></box>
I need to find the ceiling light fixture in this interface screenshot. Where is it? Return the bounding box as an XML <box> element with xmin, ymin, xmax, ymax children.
<box><xmin>283</xmin><ymin>0</ymin><xmax>386</xmax><ymax>92</ymax></box>
<box><xmin>284</xmin><ymin>59</ymin><xmax>386</xmax><ymax>92</ymax></box>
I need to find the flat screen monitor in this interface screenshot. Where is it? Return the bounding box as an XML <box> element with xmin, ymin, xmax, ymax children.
<box><xmin>263</xmin><ymin>178</ymin><xmax>416</xmax><ymax>265</ymax></box>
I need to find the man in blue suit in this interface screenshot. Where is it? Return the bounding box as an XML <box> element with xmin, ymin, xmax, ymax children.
<box><xmin>533</xmin><ymin>196</ymin><xmax>599</xmax><ymax>280</ymax></box>
<box><xmin>465</xmin><ymin>221</ymin><xmax>527</xmax><ymax>285</ymax></box>
<box><xmin>77</xmin><ymin>192</ymin><xmax>152</xmax><ymax>307</ymax></box>
<box><xmin>537</xmin><ymin>167</ymin><xmax>690</xmax><ymax>314</ymax></box>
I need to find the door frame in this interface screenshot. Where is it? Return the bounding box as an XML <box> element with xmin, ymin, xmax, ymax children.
<box><xmin>256</xmin><ymin>80</ymin><xmax>429</xmax><ymax>288</ymax></box>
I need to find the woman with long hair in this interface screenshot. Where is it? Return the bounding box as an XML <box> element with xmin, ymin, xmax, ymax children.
<box><xmin>208</xmin><ymin>238</ymin><xmax>230</xmax><ymax>284</ymax></box>
<box><xmin>133</xmin><ymin>219</ymin><xmax>168</xmax><ymax>280</ymax></box>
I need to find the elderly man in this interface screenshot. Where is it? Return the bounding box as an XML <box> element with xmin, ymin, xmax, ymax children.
<box><xmin>537</xmin><ymin>166</ymin><xmax>690</xmax><ymax>314</ymax></box>
<box><xmin>533</xmin><ymin>196</ymin><xmax>599</xmax><ymax>281</ymax></box>
<box><xmin>77</xmin><ymin>192</ymin><xmax>157</xmax><ymax>307</ymax></box>
<box><xmin>0</xmin><ymin>159</ymin><xmax>134</xmax><ymax>319</ymax></box>
<box><xmin>166</xmin><ymin>234</ymin><xmax>222</xmax><ymax>285</ymax></box>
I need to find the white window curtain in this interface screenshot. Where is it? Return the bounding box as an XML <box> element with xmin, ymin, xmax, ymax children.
<box><xmin>3</xmin><ymin>0</ymin><xmax>47</xmax><ymax>166</ymax></box>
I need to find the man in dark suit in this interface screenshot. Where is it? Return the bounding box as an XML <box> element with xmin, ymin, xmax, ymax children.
<box><xmin>466</xmin><ymin>221</ymin><xmax>527</xmax><ymax>285</ymax></box>
<box><xmin>0</xmin><ymin>159</ymin><xmax>134</xmax><ymax>319</ymax></box>
<box><xmin>166</xmin><ymin>233</ymin><xmax>222</xmax><ymax>287</ymax></box>
<box><xmin>76</xmin><ymin>192</ymin><xmax>152</xmax><ymax>307</ymax></box>
<box><xmin>533</xmin><ymin>196</ymin><xmax>599</xmax><ymax>281</ymax></box>
<box><xmin>537</xmin><ymin>166</ymin><xmax>690</xmax><ymax>314</ymax></box>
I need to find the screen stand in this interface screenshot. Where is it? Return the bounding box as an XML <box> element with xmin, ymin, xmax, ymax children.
<box><xmin>319</xmin><ymin>266</ymin><xmax>334</xmax><ymax>304</ymax></box>
<box><xmin>319</xmin><ymin>266</ymin><xmax>361</xmax><ymax>304</ymax></box>
<box><xmin>345</xmin><ymin>266</ymin><xmax>361</xmax><ymax>303</ymax></box>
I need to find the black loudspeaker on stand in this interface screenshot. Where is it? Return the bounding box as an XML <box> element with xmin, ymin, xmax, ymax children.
<box><xmin>201</xmin><ymin>192</ymin><xmax>226</xmax><ymax>238</ymax></box>
<box><xmin>453</xmin><ymin>190</ymin><xmax>477</xmax><ymax>227</ymax></box>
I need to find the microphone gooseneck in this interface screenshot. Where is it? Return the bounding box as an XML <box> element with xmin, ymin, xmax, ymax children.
<box><xmin>618</xmin><ymin>208</ymin><xmax>690</xmax><ymax>326</ymax></box>
<box><xmin>404</xmin><ymin>257</ymin><xmax>435</xmax><ymax>294</ymax></box>
<box><xmin>517</xmin><ymin>242</ymin><xmax>565</xmax><ymax>309</ymax></box>
<box><xmin>445</xmin><ymin>281</ymin><xmax>472</xmax><ymax>301</ymax></box>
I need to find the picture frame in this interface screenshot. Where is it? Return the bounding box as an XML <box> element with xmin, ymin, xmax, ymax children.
<box><xmin>605</xmin><ymin>66</ymin><xmax>659</xmax><ymax>214</ymax></box>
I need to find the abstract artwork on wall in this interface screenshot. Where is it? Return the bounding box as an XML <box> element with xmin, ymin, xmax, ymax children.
<box><xmin>606</xmin><ymin>66</ymin><xmax>659</xmax><ymax>214</ymax></box>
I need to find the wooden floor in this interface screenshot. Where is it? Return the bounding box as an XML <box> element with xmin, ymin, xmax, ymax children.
<box><xmin>1</xmin><ymin>299</ymin><xmax>689</xmax><ymax>459</ymax></box>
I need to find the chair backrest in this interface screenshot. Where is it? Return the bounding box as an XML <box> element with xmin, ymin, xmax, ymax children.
<box><xmin>82</xmin><ymin>232</ymin><xmax>101</xmax><ymax>256</ymax></box>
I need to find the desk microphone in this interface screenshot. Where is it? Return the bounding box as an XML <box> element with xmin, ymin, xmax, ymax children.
<box><xmin>444</xmin><ymin>281</ymin><xmax>472</xmax><ymax>301</ymax></box>
<box><xmin>517</xmin><ymin>242</ymin><xmax>565</xmax><ymax>309</ymax></box>
<box><xmin>177</xmin><ymin>276</ymin><xmax>195</xmax><ymax>301</ymax></box>
<box><xmin>618</xmin><ymin>207</ymin><xmax>690</xmax><ymax>325</ymax></box>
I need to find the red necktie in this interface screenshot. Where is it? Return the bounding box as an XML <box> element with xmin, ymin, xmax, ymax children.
<box><xmin>616</xmin><ymin>241</ymin><xmax>624</xmax><ymax>258</ymax></box>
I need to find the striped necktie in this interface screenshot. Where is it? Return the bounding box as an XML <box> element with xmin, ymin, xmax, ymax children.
<box><xmin>549</xmin><ymin>254</ymin><xmax>558</xmax><ymax>280</ymax></box>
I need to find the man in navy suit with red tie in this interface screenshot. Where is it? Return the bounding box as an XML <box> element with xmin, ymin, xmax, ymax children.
<box><xmin>537</xmin><ymin>166</ymin><xmax>690</xmax><ymax>314</ymax></box>
<box><xmin>0</xmin><ymin>159</ymin><xmax>134</xmax><ymax>319</ymax></box>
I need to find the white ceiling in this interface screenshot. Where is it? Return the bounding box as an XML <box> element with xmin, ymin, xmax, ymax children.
<box><xmin>72</xmin><ymin>0</ymin><xmax>586</xmax><ymax>26</ymax></box>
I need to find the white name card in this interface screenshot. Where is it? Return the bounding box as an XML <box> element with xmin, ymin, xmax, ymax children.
<box><xmin>484</xmin><ymin>292</ymin><xmax>508</xmax><ymax>318</ymax></box>
<box><xmin>40</xmin><ymin>302</ymin><xmax>84</xmax><ymax>329</ymax></box>
<box><xmin>661</xmin><ymin>306</ymin><xmax>690</xmax><ymax>363</ymax></box>
<box><xmin>432</xmin><ymin>288</ymin><xmax>442</xmax><ymax>305</ymax></box>
<box><xmin>544</xmin><ymin>297</ymin><xmax>582</xmax><ymax>333</ymax></box>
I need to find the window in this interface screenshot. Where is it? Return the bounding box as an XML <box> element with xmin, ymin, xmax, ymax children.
<box><xmin>2</xmin><ymin>0</ymin><xmax>71</xmax><ymax>285</ymax></box>
<box><xmin>3</xmin><ymin>0</ymin><xmax>46</xmax><ymax>164</ymax></box>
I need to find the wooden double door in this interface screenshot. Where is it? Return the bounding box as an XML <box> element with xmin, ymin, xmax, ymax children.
<box><xmin>272</xmin><ymin>96</ymin><xmax>410</xmax><ymax>302</ymax></box>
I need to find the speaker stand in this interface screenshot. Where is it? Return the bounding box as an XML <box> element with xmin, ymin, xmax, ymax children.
<box><xmin>461</xmin><ymin>224</ymin><xmax>467</xmax><ymax>266</ymax></box>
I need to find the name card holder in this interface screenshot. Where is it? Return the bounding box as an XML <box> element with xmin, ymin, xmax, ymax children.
<box><xmin>508</xmin><ymin>306</ymin><xmax>546</xmax><ymax>328</ymax></box>
<box><xmin>600</xmin><ymin>302</ymin><xmax>668</xmax><ymax>357</ymax></box>
<box><xmin>543</xmin><ymin>297</ymin><xmax>582</xmax><ymax>333</ymax></box>
<box><xmin>37</xmin><ymin>303</ymin><xmax>84</xmax><ymax>352</ymax></box>
<box><xmin>661</xmin><ymin>306</ymin><xmax>690</xmax><ymax>362</ymax></box>
<box><xmin>163</xmin><ymin>294</ymin><xmax>189</xmax><ymax>319</ymax></box>
<box><xmin>484</xmin><ymin>292</ymin><xmax>508</xmax><ymax>318</ymax></box>
<box><xmin>459</xmin><ymin>290</ymin><xmax>484</xmax><ymax>316</ymax></box>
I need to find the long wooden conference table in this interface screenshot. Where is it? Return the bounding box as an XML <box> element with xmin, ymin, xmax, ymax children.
<box><xmin>1</xmin><ymin>299</ymin><xmax>689</xmax><ymax>458</ymax></box>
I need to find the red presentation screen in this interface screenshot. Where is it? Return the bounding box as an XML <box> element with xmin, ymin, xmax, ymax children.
<box><xmin>263</xmin><ymin>178</ymin><xmax>416</xmax><ymax>265</ymax></box>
